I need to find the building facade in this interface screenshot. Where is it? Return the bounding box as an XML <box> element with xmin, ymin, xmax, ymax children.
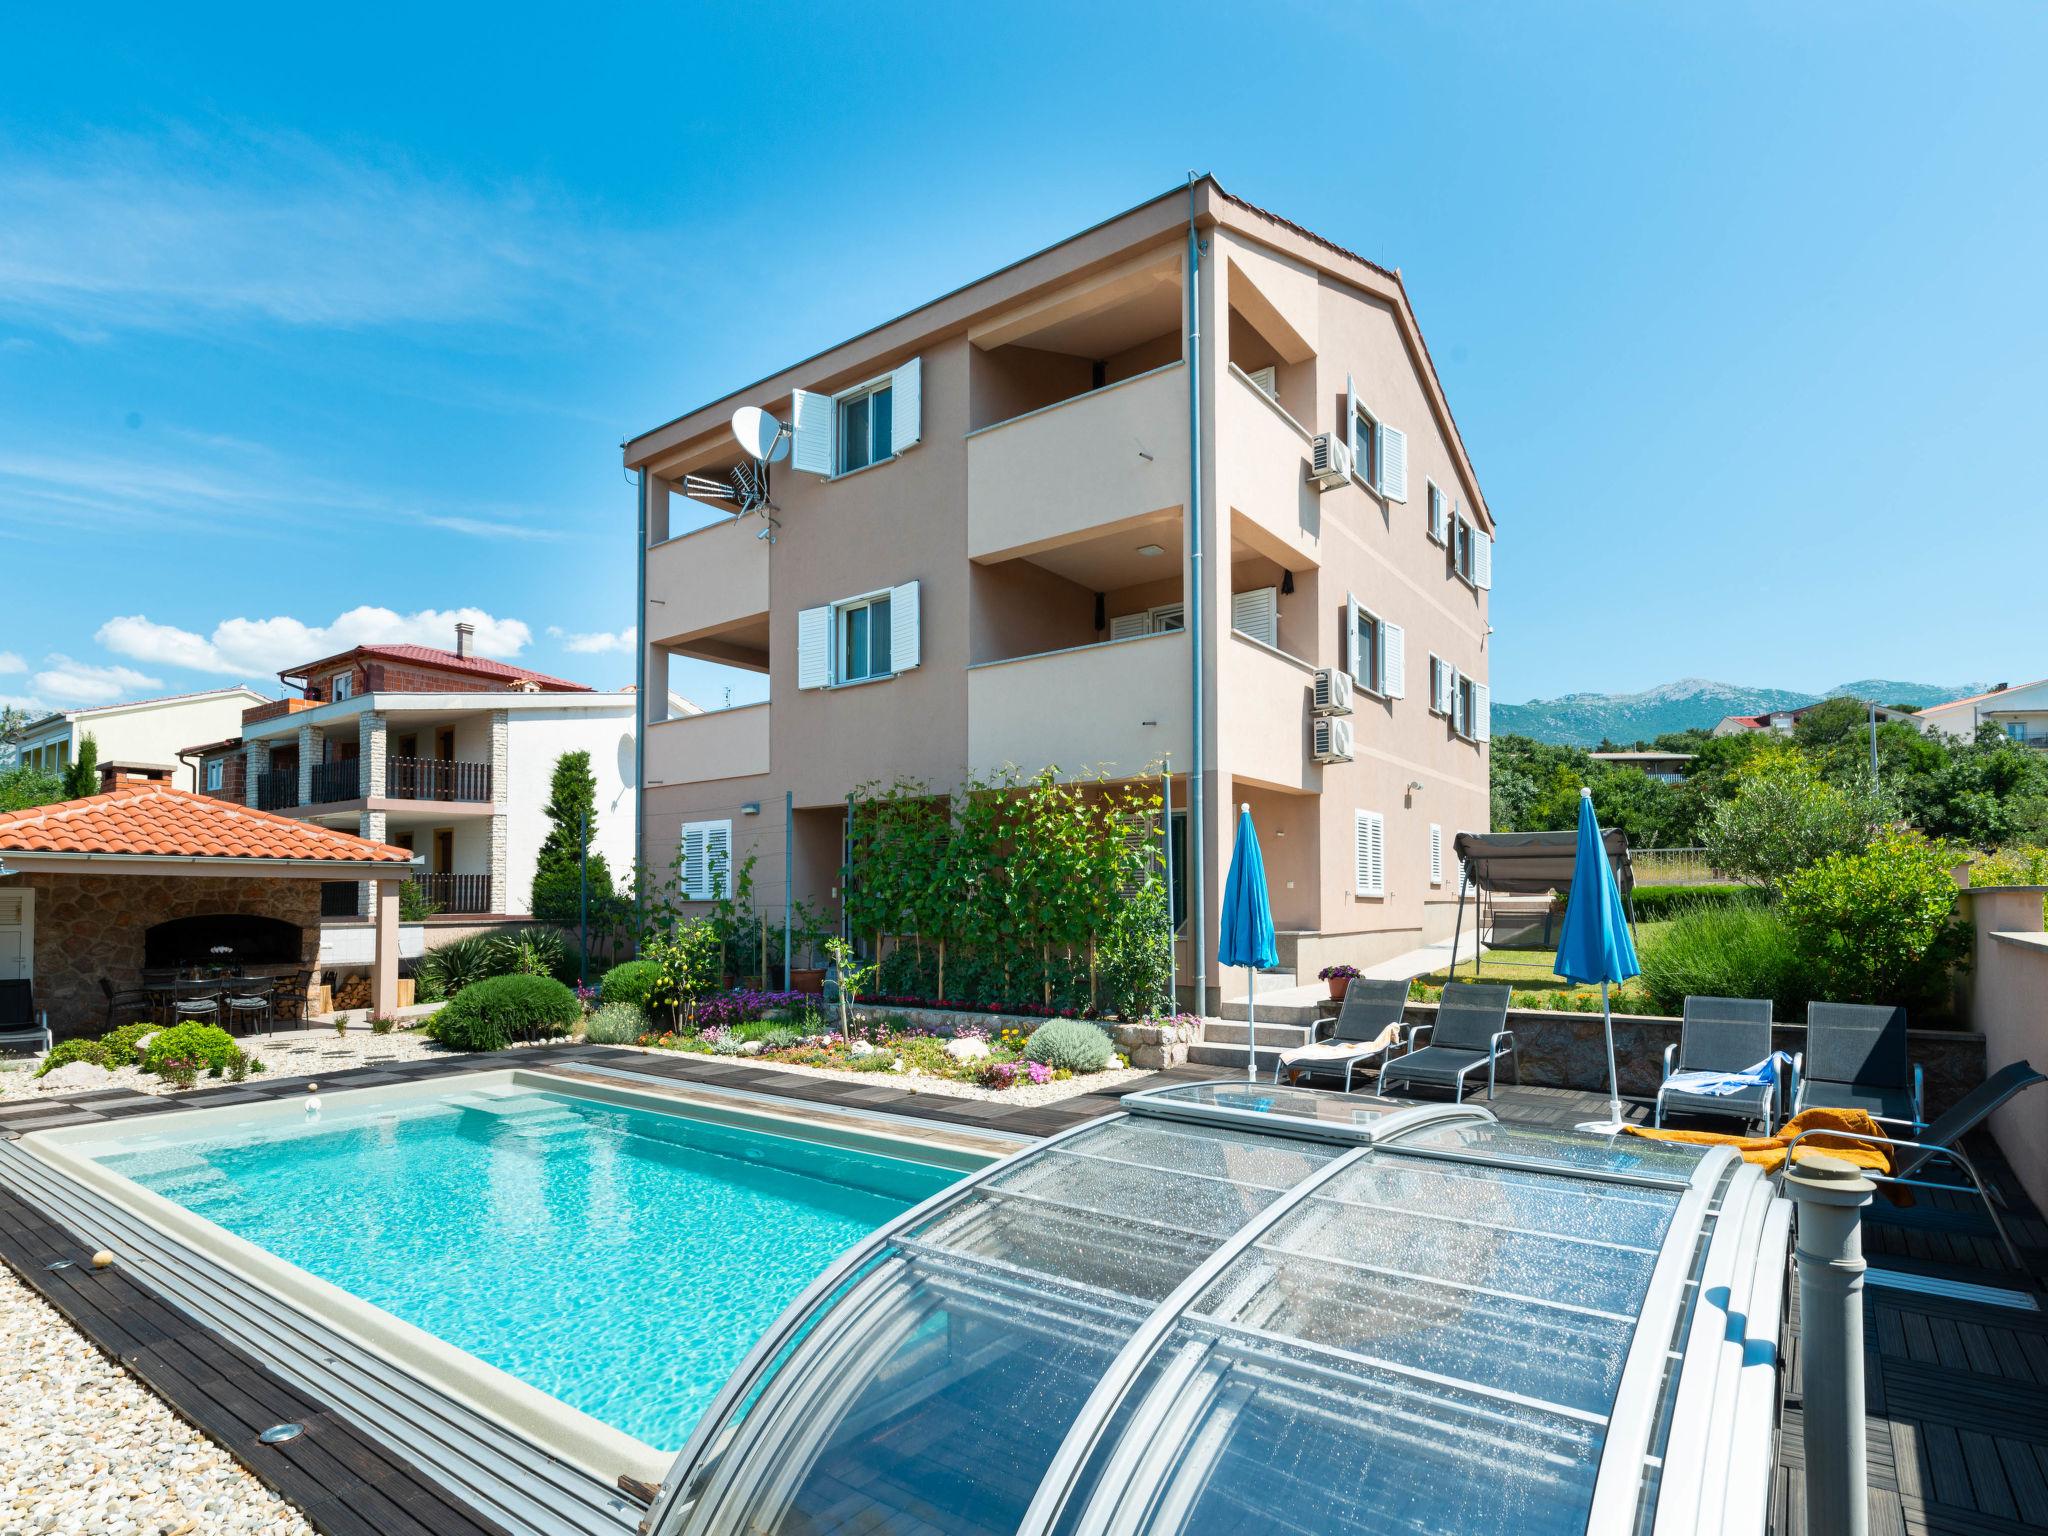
<box><xmin>1913</xmin><ymin>679</ymin><xmax>2048</xmax><ymax>746</ymax></box>
<box><xmin>2</xmin><ymin>687</ymin><xmax>271</xmax><ymax>790</ymax></box>
<box><xmin>624</xmin><ymin>180</ymin><xmax>1496</xmax><ymax>1002</ymax></box>
<box><xmin>186</xmin><ymin>627</ymin><xmax>636</xmax><ymax>922</ymax></box>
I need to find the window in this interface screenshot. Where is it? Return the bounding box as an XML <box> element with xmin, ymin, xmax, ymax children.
<box><xmin>1346</xmin><ymin>596</ymin><xmax>1404</xmax><ymax>699</ymax></box>
<box><xmin>1453</xmin><ymin>674</ymin><xmax>1490</xmax><ymax>742</ymax></box>
<box><xmin>331</xmin><ymin>671</ymin><xmax>354</xmax><ymax>701</ymax></box>
<box><xmin>838</xmin><ymin>594</ymin><xmax>894</xmax><ymax>683</ymax></box>
<box><xmin>1429</xmin><ymin>823</ymin><xmax>1444</xmax><ymax>886</ymax></box>
<box><xmin>1150</xmin><ymin>603</ymin><xmax>1185</xmax><ymax>633</ymax></box>
<box><xmin>679</xmin><ymin>819</ymin><xmax>733</xmax><ymax>902</ymax></box>
<box><xmin>2007</xmin><ymin>722</ymin><xmax>2029</xmax><ymax>743</ymax></box>
<box><xmin>1353</xmin><ymin>810</ymin><xmax>1386</xmax><ymax>898</ymax></box>
<box><xmin>205</xmin><ymin>759</ymin><xmax>224</xmax><ymax>792</ymax></box>
<box><xmin>1169</xmin><ymin>810</ymin><xmax>1188</xmax><ymax>928</ymax></box>
<box><xmin>1352</xmin><ymin>402</ymin><xmax>1379</xmax><ymax>489</ymax></box>
<box><xmin>836</xmin><ymin>382</ymin><xmax>893</xmax><ymax>474</ymax></box>
<box><xmin>1353</xmin><ymin>607</ymin><xmax>1379</xmax><ymax>693</ymax></box>
<box><xmin>1110</xmin><ymin>604</ymin><xmax>1184</xmax><ymax>641</ymax></box>
<box><xmin>1231</xmin><ymin>587</ymin><xmax>1279</xmax><ymax>647</ymax></box>
<box><xmin>1427</xmin><ymin>482</ymin><xmax>1448</xmax><ymax>544</ymax></box>
<box><xmin>1451</xmin><ymin>515</ymin><xmax>1493</xmax><ymax>589</ymax></box>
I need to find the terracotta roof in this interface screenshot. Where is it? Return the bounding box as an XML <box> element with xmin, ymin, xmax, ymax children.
<box><xmin>288</xmin><ymin>644</ymin><xmax>592</xmax><ymax>693</ymax></box>
<box><xmin>1917</xmin><ymin>680</ymin><xmax>2048</xmax><ymax>716</ymax></box>
<box><xmin>0</xmin><ymin>783</ymin><xmax>414</xmax><ymax>864</ymax></box>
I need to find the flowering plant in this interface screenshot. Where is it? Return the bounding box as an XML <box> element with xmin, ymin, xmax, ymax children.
<box><xmin>1317</xmin><ymin>964</ymin><xmax>1362</xmax><ymax>982</ymax></box>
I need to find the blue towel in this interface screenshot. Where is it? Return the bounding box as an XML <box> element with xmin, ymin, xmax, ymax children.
<box><xmin>1667</xmin><ymin>1053</ymin><xmax>1786</xmax><ymax>1098</ymax></box>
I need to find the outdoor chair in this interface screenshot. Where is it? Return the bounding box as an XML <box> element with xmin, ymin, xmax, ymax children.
<box><xmin>1777</xmin><ymin>1060</ymin><xmax>2046</xmax><ymax>1271</ymax></box>
<box><xmin>1378</xmin><ymin>982</ymin><xmax>1515</xmax><ymax>1102</ymax></box>
<box><xmin>225</xmin><ymin>981</ymin><xmax>275</xmax><ymax>1037</ymax></box>
<box><xmin>1656</xmin><ymin>996</ymin><xmax>1788</xmax><ymax>1132</ymax></box>
<box><xmin>0</xmin><ymin>980</ymin><xmax>53</xmax><ymax>1057</ymax></box>
<box><xmin>1275</xmin><ymin>978</ymin><xmax>1413</xmax><ymax>1093</ymax></box>
<box><xmin>1794</xmin><ymin>1002</ymin><xmax>1924</xmax><ymax>1131</ymax></box>
<box><xmin>269</xmin><ymin>970</ymin><xmax>316</xmax><ymax>1026</ymax></box>
<box><xmin>98</xmin><ymin>976</ymin><xmax>154</xmax><ymax>1032</ymax></box>
<box><xmin>172</xmin><ymin>981</ymin><xmax>223</xmax><ymax>1028</ymax></box>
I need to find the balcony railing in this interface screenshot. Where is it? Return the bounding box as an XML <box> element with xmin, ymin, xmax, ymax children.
<box><xmin>255</xmin><ymin>770</ymin><xmax>299</xmax><ymax>811</ymax></box>
<box><xmin>411</xmin><ymin>872</ymin><xmax>493</xmax><ymax>914</ymax></box>
<box><xmin>386</xmin><ymin>756</ymin><xmax>493</xmax><ymax>802</ymax></box>
<box><xmin>309</xmin><ymin>759</ymin><xmax>361</xmax><ymax>804</ymax></box>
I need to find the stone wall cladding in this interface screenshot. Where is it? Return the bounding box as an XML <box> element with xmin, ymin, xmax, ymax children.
<box><xmin>356</xmin><ymin>810</ymin><xmax>387</xmax><ymax>918</ymax></box>
<box><xmin>358</xmin><ymin>711</ymin><xmax>387</xmax><ymax>796</ymax></box>
<box><xmin>295</xmin><ymin>725</ymin><xmax>315</xmax><ymax>804</ymax></box>
<box><xmin>15</xmin><ymin>873</ymin><xmax>321</xmax><ymax>1043</ymax></box>
<box><xmin>242</xmin><ymin>743</ymin><xmax>266</xmax><ymax>807</ymax></box>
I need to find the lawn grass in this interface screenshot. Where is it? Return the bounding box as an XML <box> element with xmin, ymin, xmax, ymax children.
<box><xmin>1418</xmin><ymin>921</ymin><xmax>1674</xmax><ymax>991</ymax></box>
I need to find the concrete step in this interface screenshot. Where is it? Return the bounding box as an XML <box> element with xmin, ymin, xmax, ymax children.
<box><xmin>1200</xmin><ymin>1020</ymin><xmax>1314</xmax><ymax>1049</ymax></box>
<box><xmin>1187</xmin><ymin>1040</ymin><xmax>1290</xmax><ymax>1074</ymax></box>
<box><xmin>1216</xmin><ymin>968</ymin><xmax>1297</xmax><ymax>1001</ymax></box>
<box><xmin>1215</xmin><ymin>989</ymin><xmax>1328</xmax><ymax>1025</ymax></box>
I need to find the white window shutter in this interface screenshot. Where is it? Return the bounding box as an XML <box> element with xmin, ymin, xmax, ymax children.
<box><xmin>1248</xmin><ymin>365</ymin><xmax>1276</xmax><ymax>399</ymax></box>
<box><xmin>1452</xmin><ymin>668</ymin><xmax>1468</xmax><ymax>735</ymax></box>
<box><xmin>679</xmin><ymin>825</ymin><xmax>707</xmax><ymax>900</ymax></box>
<box><xmin>1231</xmin><ymin>587</ymin><xmax>1278</xmax><ymax>647</ymax></box>
<box><xmin>1474</xmin><ymin>527</ymin><xmax>1493</xmax><ymax>590</ymax></box>
<box><xmin>890</xmin><ymin>357</ymin><xmax>923</xmax><ymax>455</ymax></box>
<box><xmin>889</xmin><ymin>580</ymin><xmax>921</xmax><ymax>670</ymax></box>
<box><xmin>1382</xmin><ymin>621</ymin><xmax>1405</xmax><ymax>699</ymax></box>
<box><xmin>791</xmin><ymin>389</ymin><xmax>834</xmax><ymax>475</ymax></box>
<box><xmin>1473</xmin><ymin>682</ymin><xmax>1491</xmax><ymax>742</ymax></box>
<box><xmin>1354</xmin><ymin>811</ymin><xmax>1385</xmax><ymax>898</ymax></box>
<box><xmin>706</xmin><ymin>821</ymin><xmax>733</xmax><ymax>899</ymax></box>
<box><xmin>1428</xmin><ymin>483</ymin><xmax>1447</xmax><ymax>543</ymax></box>
<box><xmin>1345</xmin><ymin>592</ymin><xmax>1363</xmax><ymax>685</ymax></box>
<box><xmin>1378</xmin><ymin>423</ymin><xmax>1408</xmax><ymax>502</ymax></box>
<box><xmin>1429</xmin><ymin>823</ymin><xmax>1444</xmax><ymax>886</ymax></box>
<box><xmin>797</xmin><ymin>604</ymin><xmax>833</xmax><ymax>690</ymax></box>
<box><xmin>1109</xmin><ymin>613</ymin><xmax>1148</xmax><ymax>641</ymax></box>
<box><xmin>1346</xmin><ymin>373</ymin><xmax>1362</xmax><ymax>468</ymax></box>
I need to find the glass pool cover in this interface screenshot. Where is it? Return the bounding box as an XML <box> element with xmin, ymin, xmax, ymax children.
<box><xmin>649</xmin><ymin>1081</ymin><xmax>1789</xmax><ymax>1536</ymax></box>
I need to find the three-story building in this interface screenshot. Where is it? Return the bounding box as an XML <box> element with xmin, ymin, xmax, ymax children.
<box><xmin>624</xmin><ymin>179</ymin><xmax>1496</xmax><ymax>1007</ymax></box>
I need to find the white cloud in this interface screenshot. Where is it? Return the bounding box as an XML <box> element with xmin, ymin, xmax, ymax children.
<box><xmin>0</xmin><ymin>692</ymin><xmax>47</xmax><ymax>714</ymax></box>
<box><xmin>0</xmin><ymin>651</ymin><xmax>24</xmax><ymax>674</ymax></box>
<box><xmin>547</xmin><ymin>624</ymin><xmax>636</xmax><ymax>655</ymax></box>
<box><xmin>96</xmin><ymin>607</ymin><xmax>532</xmax><ymax>678</ymax></box>
<box><xmin>0</xmin><ymin>126</ymin><xmax>669</xmax><ymax>337</ymax></box>
<box><xmin>32</xmin><ymin>654</ymin><xmax>162</xmax><ymax>704</ymax></box>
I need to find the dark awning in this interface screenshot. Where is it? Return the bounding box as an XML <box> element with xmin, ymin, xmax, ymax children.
<box><xmin>1450</xmin><ymin>829</ymin><xmax>1634</xmax><ymax>897</ymax></box>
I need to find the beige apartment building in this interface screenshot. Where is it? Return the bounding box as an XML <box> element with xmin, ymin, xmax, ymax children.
<box><xmin>623</xmin><ymin>178</ymin><xmax>1495</xmax><ymax>1007</ymax></box>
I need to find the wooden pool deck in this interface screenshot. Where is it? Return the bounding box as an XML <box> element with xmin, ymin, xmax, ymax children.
<box><xmin>2</xmin><ymin>1042</ymin><xmax>2043</xmax><ymax>1536</ymax></box>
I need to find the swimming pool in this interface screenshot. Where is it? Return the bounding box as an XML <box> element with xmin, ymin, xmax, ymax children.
<box><xmin>55</xmin><ymin>1074</ymin><xmax>972</xmax><ymax>1453</ymax></box>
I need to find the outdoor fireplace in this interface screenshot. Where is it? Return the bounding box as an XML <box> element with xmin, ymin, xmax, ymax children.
<box><xmin>143</xmin><ymin>914</ymin><xmax>304</xmax><ymax>970</ymax></box>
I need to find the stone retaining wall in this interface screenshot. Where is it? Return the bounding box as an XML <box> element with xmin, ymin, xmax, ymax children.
<box><xmin>844</xmin><ymin>1004</ymin><xmax>1196</xmax><ymax>1070</ymax></box>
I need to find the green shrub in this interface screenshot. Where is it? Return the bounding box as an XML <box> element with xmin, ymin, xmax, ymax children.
<box><xmin>417</xmin><ymin>934</ymin><xmax>509</xmax><ymax>998</ymax></box>
<box><xmin>1023</xmin><ymin>1018</ymin><xmax>1116</xmax><ymax>1073</ymax></box>
<box><xmin>425</xmin><ymin>974</ymin><xmax>580</xmax><ymax>1052</ymax></box>
<box><xmin>1704</xmin><ymin>752</ymin><xmax>1890</xmax><ymax>889</ymax></box>
<box><xmin>1971</xmin><ymin>845</ymin><xmax>2048</xmax><ymax>889</ymax></box>
<box><xmin>1627</xmin><ymin>884</ymin><xmax>1758</xmax><ymax>917</ymax></box>
<box><xmin>1780</xmin><ymin>831</ymin><xmax>1968</xmax><ymax>1011</ymax></box>
<box><xmin>1638</xmin><ymin>903</ymin><xmax>1805</xmax><ymax>1018</ymax></box>
<box><xmin>1096</xmin><ymin>882</ymin><xmax>1174</xmax><ymax>1019</ymax></box>
<box><xmin>101</xmin><ymin>1022</ymin><xmax>155</xmax><ymax>1064</ymax></box>
<box><xmin>600</xmin><ymin>960</ymin><xmax>662</xmax><ymax>1013</ymax></box>
<box><xmin>35</xmin><ymin>1038</ymin><xmax>108</xmax><ymax>1077</ymax></box>
<box><xmin>142</xmin><ymin>1022</ymin><xmax>240</xmax><ymax>1075</ymax></box>
<box><xmin>583</xmin><ymin>1001</ymin><xmax>647</xmax><ymax>1045</ymax></box>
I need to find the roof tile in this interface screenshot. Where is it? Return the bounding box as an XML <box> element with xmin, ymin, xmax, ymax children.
<box><xmin>0</xmin><ymin>784</ymin><xmax>414</xmax><ymax>864</ymax></box>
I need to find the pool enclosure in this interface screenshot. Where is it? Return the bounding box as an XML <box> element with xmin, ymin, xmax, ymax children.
<box><xmin>648</xmin><ymin>1080</ymin><xmax>1792</xmax><ymax>1536</ymax></box>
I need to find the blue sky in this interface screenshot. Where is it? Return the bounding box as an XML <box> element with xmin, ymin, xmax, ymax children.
<box><xmin>2</xmin><ymin>1</ymin><xmax>2042</xmax><ymax>715</ymax></box>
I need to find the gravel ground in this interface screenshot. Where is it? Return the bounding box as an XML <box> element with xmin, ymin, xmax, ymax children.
<box><xmin>610</xmin><ymin>1044</ymin><xmax>1151</xmax><ymax>1106</ymax></box>
<box><xmin>0</xmin><ymin>1265</ymin><xmax>315</xmax><ymax>1536</ymax></box>
<box><xmin>0</xmin><ymin>1027</ymin><xmax>582</xmax><ymax>1105</ymax></box>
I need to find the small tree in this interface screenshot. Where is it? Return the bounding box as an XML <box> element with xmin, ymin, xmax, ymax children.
<box><xmin>1781</xmin><ymin>831</ymin><xmax>1969</xmax><ymax>1010</ymax></box>
<box><xmin>0</xmin><ymin>765</ymin><xmax>64</xmax><ymax>812</ymax></box>
<box><xmin>1704</xmin><ymin>749</ymin><xmax>1890</xmax><ymax>889</ymax></box>
<box><xmin>530</xmin><ymin>750</ymin><xmax>614</xmax><ymax>923</ymax></box>
<box><xmin>62</xmin><ymin>733</ymin><xmax>99</xmax><ymax>799</ymax></box>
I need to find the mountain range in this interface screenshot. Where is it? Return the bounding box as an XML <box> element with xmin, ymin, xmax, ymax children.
<box><xmin>1495</xmin><ymin>678</ymin><xmax>1979</xmax><ymax>747</ymax></box>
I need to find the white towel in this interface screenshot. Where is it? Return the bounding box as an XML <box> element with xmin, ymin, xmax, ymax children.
<box><xmin>1667</xmin><ymin>1053</ymin><xmax>1785</xmax><ymax>1098</ymax></box>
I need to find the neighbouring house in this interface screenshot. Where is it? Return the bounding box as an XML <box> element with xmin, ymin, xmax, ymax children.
<box><xmin>1588</xmin><ymin>750</ymin><xmax>1694</xmax><ymax>784</ymax></box>
<box><xmin>181</xmin><ymin>625</ymin><xmax>636</xmax><ymax>930</ymax></box>
<box><xmin>1712</xmin><ymin>700</ymin><xmax>1915</xmax><ymax>737</ymax></box>
<box><xmin>0</xmin><ymin>687</ymin><xmax>272</xmax><ymax>791</ymax></box>
<box><xmin>1913</xmin><ymin>678</ymin><xmax>2048</xmax><ymax>746</ymax></box>
<box><xmin>0</xmin><ymin>767</ymin><xmax>416</xmax><ymax>1041</ymax></box>
<box><xmin>624</xmin><ymin>178</ymin><xmax>1496</xmax><ymax>1004</ymax></box>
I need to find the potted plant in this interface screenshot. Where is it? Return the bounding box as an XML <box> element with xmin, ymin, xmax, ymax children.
<box><xmin>788</xmin><ymin>900</ymin><xmax>832</xmax><ymax>995</ymax></box>
<box><xmin>1318</xmin><ymin>963</ymin><xmax>1361</xmax><ymax>1002</ymax></box>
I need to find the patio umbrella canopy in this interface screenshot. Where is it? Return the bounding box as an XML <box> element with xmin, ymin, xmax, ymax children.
<box><xmin>1553</xmin><ymin>789</ymin><xmax>1641</xmax><ymax>1133</ymax></box>
<box><xmin>1217</xmin><ymin>804</ymin><xmax>1277</xmax><ymax>1081</ymax></box>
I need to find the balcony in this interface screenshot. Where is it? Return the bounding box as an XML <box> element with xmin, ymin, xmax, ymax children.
<box><xmin>1222</xmin><ymin>631</ymin><xmax>1319</xmax><ymax>792</ymax></box>
<box><xmin>255</xmin><ymin>771</ymin><xmax>298</xmax><ymax>812</ymax></box>
<box><xmin>387</xmin><ymin>756</ymin><xmax>492</xmax><ymax>802</ymax></box>
<box><xmin>412</xmin><ymin>872</ymin><xmax>493</xmax><ymax>915</ymax></box>
<box><xmin>646</xmin><ymin>517</ymin><xmax>770</xmax><ymax>660</ymax></box>
<box><xmin>645</xmin><ymin>702</ymin><xmax>770</xmax><ymax>788</ymax></box>
<box><xmin>968</xmin><ymin>630</ymin><xmax>1188</xmax><ymax>782</ymax></box>
<box><xmin>308</xmin><ymin>759</ymin><xmax>361</xmax><ymax>804</ymax></box>
<box><xmin>966</xmin><ymin>362</ymin><xmax>1187</xmax><ymax>563</ymax></box>
<box><xmin>1218</xmin><ymin>364</ymin><xmax>1324</xmax><ymax>560</ymax></box>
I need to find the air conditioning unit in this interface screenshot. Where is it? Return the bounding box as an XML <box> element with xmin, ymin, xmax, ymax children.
<box><xmin>1311</xmin><ymin>716</ymin><xmax>1355</xmax><ymax>763</ymax></box>
<box><xmin>1309</xmin><ymin>432</ymin><xmax>1353</xmax><ymax>491</ymax></box>
<box><xmin>1312</xmin><ymin>667</ymin><xmax>1354</xmax><ymax>716</ymax></box>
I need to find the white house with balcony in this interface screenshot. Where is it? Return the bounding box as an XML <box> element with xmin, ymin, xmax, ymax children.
<box><xmin>1914</xmin><ymin>679</ymin><xmax>2048</xmax><ymax>747</ymax></box>
<box><xmin>3</xmin><ymin>687</ymin><xmax>270</xmax><ymax>790</ymax></box>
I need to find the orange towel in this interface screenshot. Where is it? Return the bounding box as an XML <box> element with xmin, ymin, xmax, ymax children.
<box><xmin>1625</xmin><ymin>1106</ymin><xmax>1912</xmax><ymax>1204</ymax></box>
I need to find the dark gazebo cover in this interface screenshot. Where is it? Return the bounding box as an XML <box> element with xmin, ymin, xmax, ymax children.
<box><xmin>1449</xmin><ymin>828</ymin><xmax>1634</xmax><ymax>897</ymax></box>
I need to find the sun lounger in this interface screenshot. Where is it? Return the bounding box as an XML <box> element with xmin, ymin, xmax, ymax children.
<box><xmin>1656</xmin><ymin>996</ymin><xmax>1788</xmax><ymax>1132</ymax></box>
<box><xmin>0</xmin><ymin>979</ymin><xmax>53</xmax><ymax>1057</ymax></box>
<box><xmin>1275</xmin><ymin>978</ymin><xmax>1411</xmax><ymax>1092</ymax></box>
<box><xmin>1377</xmin><ymin>982</ymin><xmax>1514</xmax><ymax>1102</ymax></box>
<box><xmin>1794</xmin><ymin>1001</ymin><xmax>1923</xmax><ymax>1131</ymax></box>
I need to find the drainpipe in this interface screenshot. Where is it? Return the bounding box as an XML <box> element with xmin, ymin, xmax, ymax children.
<box><xmin>1787</xmin><ymin>1152</ymin><xmax>1877</xmax><ymax>1536</ymax></box>
<box><xmin>1185</xmin><ymin>174</ymin><xmax>1208</xmax><ymax>1021</ymax></box>
<box><xmin>635</xmin><ymin>468</ymin><xmax>649</xmax><ymax>915</ymax></box>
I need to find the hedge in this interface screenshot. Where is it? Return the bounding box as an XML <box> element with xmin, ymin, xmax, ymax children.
<box><xmin>426</xmin><ymin>973</ymin><xmax>580</xmax><ymax>1052</ymax></box>
<box><xmin>600</xmin><ymin>960</ymin><xmax>662</xmax><ymax>1013</ymax></box>
<box><xmin>142</xmin><ymin>1022</ymin><xmax>241</xmax><ymax>1074</ymax></box>
<box><xmin>1627</xmin><ymin>883</ymin><xmax>1758</xmax><ymax>918</ymax></box>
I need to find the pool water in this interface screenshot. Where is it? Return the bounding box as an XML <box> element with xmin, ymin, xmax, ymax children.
<box><xmin>93</xmin><ymin>1085</ymin><xmax>962</xmax><ymax>1448</ymax></box>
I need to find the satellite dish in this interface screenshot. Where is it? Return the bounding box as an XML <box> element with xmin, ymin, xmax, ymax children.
<box><xmin>732</xmin><ymin>406</ymin><xmax>789</xmax><ymax>464</ymax></box>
